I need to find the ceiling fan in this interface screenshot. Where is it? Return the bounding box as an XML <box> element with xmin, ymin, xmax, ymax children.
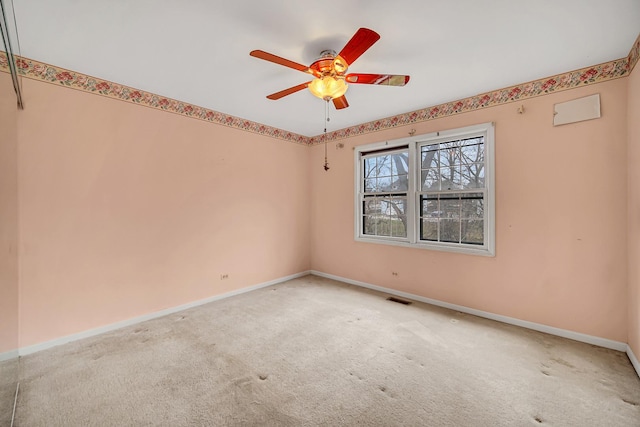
<box><xmin>250</xmin><ymin>28</ymin><xmax>410</xmax><ymax>110</ymax></box>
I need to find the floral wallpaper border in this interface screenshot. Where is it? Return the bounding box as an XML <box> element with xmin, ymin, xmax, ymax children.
<box><xmin>1</xmin><ymin>31</ymin><xmax>639</xmax><ymax>146</ymax></box>
<box><xmin>0</xmin><ymin>53</ymin><xmax>309</xmax><ymax>145</ymax></box>
<box><xmin>310</xmin><ymin>34</ymin><xmax>640</xmax><ymax>144</ymax></box>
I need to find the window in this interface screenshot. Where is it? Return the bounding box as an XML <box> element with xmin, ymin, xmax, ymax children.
<box><xmin>355</xmin><ymin>122</ymin><xmax>495</xmax><ymax>256</ymax></box>
<box><xmin>361</xmin><ymin>147</ymin><xmax>409</xmax><ymax>239</ymax></box>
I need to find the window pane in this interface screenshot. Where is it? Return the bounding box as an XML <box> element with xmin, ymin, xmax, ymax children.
<box><xmin>421</xmin><ymin>146</ymin><xmax>439</xmax><ymax>191</ymax></box>
<box><xmin>364</xmin><ymin>157</ymin><xmax>376</xmax><ymax>173</ymax></box>
<box><xmin>421</xmin><ymin>218</ymin><xmax>438</xmax><ymax>240</ymax></box>
<box><xmin>392</xmin><ymin>173</ymin><xmax>408</xmax><ymax>191</ymax></box>
<box><xmin>390</xmin><ymin>197</ymin><xmax>406</xmax><ymax>214</ymax></box>
<box><xmin>439</xmin><ymin>142</ymin><xmax>459</xmax><ymax>167</ymax></box>
<box><xmin>376</xmin><ymin>216</ymin><xmax>392</xmax><ymax>236</ymax></box>
<box><xmin>440</xmin><ymin>196</ymin><xmax>461</xmax><ymax>219</ymax></box>
<box><xmin>461</xmin><ymin>219</ymin><xmax>484</xmax><ymax>244</ymax></box>
<box><xmin>363</xmin><ymin>216</ymin><xmax>376</xmax><ymax>235</ymax></box>
<box><xmin>390</xmin><ymin>198</ymin><xmax>407</xmax><ymax>238</ymax></box>
<box><xmin>440</xmin><ymin>166</ymin><xmax>461</xmax><ymax>190</ymax></box>
<box><xmin>363</xmin><ymin>199</ymin><xmax>381</xmax><ymax>215</ymax></box>
<box><xmin>440</xmin><ymin>219</ymin><xmax>459</xmax><ymax>243</ymax></box>
<box><xmin>439</xmin><ymin>148</ymin><xmax>454</xmax><ymax>168</ymax></box>
<box><xmin>390</xmin><ymin>154</ymin><xmax>398</xmax><ymax>176</ymax></box>
<box><xmin>461</xmin><ymin>196</ymin><xmax>484</xmax><ymax>219</ymax></box>
<box><xmin>421</xmin><ymin>146</ymin><xmax>439</xmax><ymax>167</ymax></box>
<box><xmin>364</xmin><ymin>178</ymin><xmax>376</xmax><ymax>192</ymax></box>
<box><xmin>376</xmin><ymin>176</ymin><xmax>392</xmax><ymax>192</ymax></box>
<box><xmin>378</xmin><ymin>199</ymin><xmax>389</xmax><ymax>215</ymax></box>
<box><xmin>421</xmin><ymin>196</ymin><xmax>440</xmax><ymax>218</ymax></box>
<box><xmin>363</xmin><ymin>158</ymin><xmax>378</xmax><ymax>186</ymax></box>
<box><xmin>421</xmin><ymin>168</ymin><xmax>439</xmax><ymax>190</ymax></box>
<box><xmin>461</xmin><ymin>163</ymin><xmax>485</xmax><ymax>189</ymax></box>
<box><xmin>391</xmin><ymin>216</ymin><xmax>407</xmax><ymax>238</ymax></box>
<box><xmin>365</xmin><ymin>215</ymin><xmax>391</xmax><ymax>236</ymax></box>
<box><xmin>377</xmin><ymin>155</ymin><xmax>392</xmax><ymax>176</ymax></box>
<box><xmin>460</xmin><ymin>139</ymin><xmax>484</xmax><ymax>163</ymax></box>
<box><xmin>390</xmin><ymin>153</ymin><xmax>408</xmax><ymax>176</ymax></box>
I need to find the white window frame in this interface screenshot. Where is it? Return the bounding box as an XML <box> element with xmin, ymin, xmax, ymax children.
<box><xmin>354</xmin><ymin>122</ymin><xmax>495</xmax><ymax>256</ymax></box>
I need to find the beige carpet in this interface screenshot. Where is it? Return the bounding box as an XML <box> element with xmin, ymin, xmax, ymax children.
<box><xmin>15</xmin><ymin>275</ymin><xmax>640</xmax><ymax>426</ymax></box>
<box><xmin>0</xmin><ymin>358</ymin><xmax>18</xmax><ymax>427</ymax></box>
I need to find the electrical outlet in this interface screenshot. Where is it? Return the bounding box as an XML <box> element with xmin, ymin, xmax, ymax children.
<box><xmin>220</xmin><ymin>274</ymin><xmax>229</xmax><ymax>280</ymax></box>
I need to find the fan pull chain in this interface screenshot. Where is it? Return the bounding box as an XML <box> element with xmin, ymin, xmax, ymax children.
<box><xmin>323</xmin><ymin>99</ymin><xmax>330</xmax><ymax>171</ymax></box>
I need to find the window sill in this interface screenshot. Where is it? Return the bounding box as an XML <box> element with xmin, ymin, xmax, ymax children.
<box><xmin>354</xmin><ymin>235</ymin><xmax>495</xmax><ymax>257</ymax></box>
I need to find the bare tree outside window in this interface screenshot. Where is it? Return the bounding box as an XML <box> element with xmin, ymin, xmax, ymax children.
<box><xmin>362</xmin><ymin>150</ymin><xmax>408</xmax><ymax>238</ymax></box>
<box><xmin>419</xmin><ymin>137</ymin><xmax>485</xmax><ymax>245</ymax></box>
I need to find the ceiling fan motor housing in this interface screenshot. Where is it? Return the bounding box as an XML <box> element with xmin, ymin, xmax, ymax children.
<box><xmin>310</xmin><ymin>50</ymin><xmax>347</xmax><ymax>77</ymax></box>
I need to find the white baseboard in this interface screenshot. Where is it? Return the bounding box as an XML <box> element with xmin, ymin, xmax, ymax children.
<box><xmin>17</xmin><ymin>268</ymin><xmax>639</xmax><ymax>381</ymax></box>
<box><xmin>628</xmin><ymin>345</ymin><xmax>640</xmax><ymax>378</ymax></box>
<box><xmin>20</xmin><ymin>270</ymin><xmax>311</xmax><ymax>356</ymax></box>
<box><xmin>310</xmin><ymin>270</ymin><xmax>629</xmax><ymax>353</ymax></box>
<box><xmin>0</xmin><ymin>349</ymin><xmax>19</xmax><ymax>362</ymax></box>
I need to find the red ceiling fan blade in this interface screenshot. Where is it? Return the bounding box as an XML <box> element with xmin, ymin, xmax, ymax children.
<box><xmin>337</xmin><ymin>28</ymin><xmax>380</xmax><ymax>67</ymax></box>
<box><xmin>266</xmin><ymin>82</ymin><xmax>312</xmax><ymax>100</ymax></box>
<box><xmin>345</xmin><ymin>73</ymin><xmax>410</xmax><ymax>86</ymax></box>
<box><xmin>250</xmin><ymin>50</ymin><xmax>318</xmax><ymax>76</ymax></box>
<box><xmin>332</xmin><ymin>95</ymin><xmax>349</xmax><ymax>110</ymax></box>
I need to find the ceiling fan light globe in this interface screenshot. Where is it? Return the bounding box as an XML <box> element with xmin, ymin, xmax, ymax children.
<box><xmin>333</xmin><ymin>56</ymin><xmax>348</xmax><ymax>73</ymax></box>
<box><xmin>308</xmin><ymin>77</ymin><xmax>348</xmax><ymax>100</ymax></box>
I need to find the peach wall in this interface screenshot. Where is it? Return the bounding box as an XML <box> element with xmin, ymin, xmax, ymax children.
<box><xmin>628</xmin><ymin>65</ymin><xmax>640</xmax><ymax>356</ymax></box>
<box><xmin>311</xmin><ymin>78</ymin><xmax>629</xmax><ymax>342</ymax></box>
<box><xmin>0</xmin><ymin>72</ymin><xmax>19</xmax><ymax>354</ymax></box>
<box><xmin>18</xmin><ymin>78</ymin><xmax>311</xmax><ymax>347</ymax></box>
<box><xmin>11</xmin><ymin>50</ymin><xmax>638</xmax><ymax>350</ymax></box>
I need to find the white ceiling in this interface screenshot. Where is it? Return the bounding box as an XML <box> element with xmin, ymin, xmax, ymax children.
<box><xmin>9</xmin><ymin>0</ymin><xmax>640</xmax><ymax>137</ymax></box>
